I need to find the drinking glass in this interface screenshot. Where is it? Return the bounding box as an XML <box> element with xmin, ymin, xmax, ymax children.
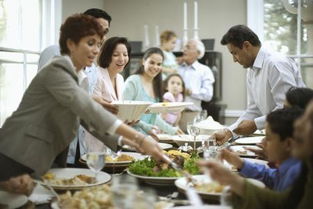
<box><xmin>112</xmin><ymin>175</ymin><xmax>138</xmax><ymax>209</ymax></box>
<box><xmin>203</xmin><ymin>137</ymin><xmax>218</xmax><ymax>160</ymax></box>
<box><xmin>187</xmin><ymin>122</ymin><xmax>200</xmax><ymax>151</ymax></box>
<box><xmin>86</xmin><ymin>151</ymin><xmax>106</xmax><ymax>181</ymax></box>
<box><xmin>193</xmin><ymin>110</ymin><xmax>208</xmax><ymax>124</ymax></box>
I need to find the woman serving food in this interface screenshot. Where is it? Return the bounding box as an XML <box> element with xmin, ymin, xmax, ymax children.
<box><xmin>0</xmin><ymin>14</ymin><xmax>167</xmax><ymax>195</ymax></box>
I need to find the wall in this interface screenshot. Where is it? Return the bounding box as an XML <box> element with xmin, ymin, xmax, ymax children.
<box><xmin>61</xmin><ymin>0</ymin><xmax>248</xmax><ymax>125</ymax></box>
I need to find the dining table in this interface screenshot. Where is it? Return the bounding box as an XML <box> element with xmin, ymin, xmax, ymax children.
<box><xmin>14</xmin><ymin>134</ymin><xmax>266</xmax><ymax>209</ymax></box>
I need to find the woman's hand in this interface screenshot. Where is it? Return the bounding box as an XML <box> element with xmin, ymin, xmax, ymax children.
<box><xmin>92</xmin><ymin>96</ymin><xmax>118</xmax><ymax>114</ymax></box>
<box><xmin>220</xmin><ymin>149</ymin><xmax>244</xmax><ymax>169</ymax></box>
<box><xmin>197</xmin><ymin>160</ymin><xmax>245</xmax><ymax>196</ymax></box>
<box><xmin>139</xmin><ymin>136</ymin><xmax>166</xmax><ymax>161</ymax></box>
<box><xmin>0</xmin><ymin>174</ymin><xmax>35</xmax><ymax>196</ymax></box>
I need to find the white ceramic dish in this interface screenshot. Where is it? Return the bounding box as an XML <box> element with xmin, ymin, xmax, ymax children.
<box><xmin>172</xmin><ymin>134</ymin><xmax>210</xmax><ymax>147</ymax></box>
<box><xmin>44</xmin><ymin>168</ymin><xmax>111</xmax><ymax>190</ymax></box>
<box><xmin>235</xmin><ymin>136</ymin><xmax>264</xmax><ymax>145</ymax></box>
<box><xmin>123</xmin><ymin>142</ymin><xmax>173</xmax><ymax>151</ymax></box>
<box><xmin>156</xmin><ymin>134</ymin><xmax>175</xmax><ymax>143</ymax></box>
<box><xmin>127</xmin><ymin>170</ymin><xmax>179</xmax><ymax>186</ymax></box>
<box><xmin>172</xmin><ymin>206</ymin><xmax>231</xmax><ymax>209</ymax></box>
<box><xmin>230</xmin><ymin>145</ymin><xmax>260</xmax><ymax>157</ymax></box>
<box><xmin>175</xmin><ymin>175</ymin><xmax>264</xmax><ymax>201</ymax></box>
<box><xmin>112</xmin><ymin>101</ymin><xmax>152</xmax><ymax>121</ymax></box>
<box><xmin>0</xmin><ymin>191</ymin><xmax>28</xmax><ymax>209</ymax></box>
<box><xmin>80</xmin><ymin>152</ymin><xmax>145</xmax><ymax>167</ymax></box>
<box><xmin>194</xmin><ymin>116</ymin><xmax>225</xmax><ymax>135</ymax></box>
<box><xmin>147</xmin><ymin>102</ymin><xmax>193</xmax><ymax>114</ymax></box>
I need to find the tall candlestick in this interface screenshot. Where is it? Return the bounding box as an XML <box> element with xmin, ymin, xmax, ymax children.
<box><xmin>194</xmin><ymin>0</ymin><xmax>198</xmax><ymax>29</ymax></box>
<box><xmin>155</xmin><ymin>25</ymin><xmax>160</xmax><ymax>47</ymax></box>
<box><xmin>143</xmin><ymin>24</ymin><xmax>150</xmax><ymax>50</ymax></box>
<box><xmin>184</xmin><ymin>1</ymin><xmax>187</xmax><ymax>30</ymax></box>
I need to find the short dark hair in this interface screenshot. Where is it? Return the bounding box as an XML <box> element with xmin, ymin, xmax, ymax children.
<box><xmin>220</xmin><ymin>25</ymin><xmax>261</xmax><ymax>48</ymax></box>
<box><xmin>286</xmin><ymin>87</ymin><xmax>313</xmax><ymax>110</ymax></box>
<box><xmin>163</xmin><ymin>73</ymin><xmax>185</xmax><ymax>99</ymax></box>
<box><xmin>59</xmin><ymin>14</ymin><xmax>105</xmax><ymax>55</ymax></box>
<box><xmin>266</xmin><ymin>107</ymin><xmax>303</xmax><ymax>141</ymax></box>
<box><xmin>135</xmin><ymin>47</ymin><xmax>164</xmax><ymax>101</ymax></box>
<box><xmin>98</xmin><ymin>37</ymin><xmax>131</xmax><ymax>69</ymax></box>
<box><xmin>83</xmin><ymin>8</ymin><xmax>112</xmax><ymax>25</ymax></box>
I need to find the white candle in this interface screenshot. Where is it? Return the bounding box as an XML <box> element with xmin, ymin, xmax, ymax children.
<box><xmin>184</xmin><ymin>1</ymin><xmax>187</xmax><ymax>30</ymax></box>
<box><xmin>155</xmin><ymin>25</ymin><xmax>160</xmax><ymax>47</ymax></box>
<box><xmin>194</xmin><ymin>0</ymin><xmax>198</xmax><ymax>29</ymax></box>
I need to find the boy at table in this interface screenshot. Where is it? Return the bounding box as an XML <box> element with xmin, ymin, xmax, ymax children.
<box><xmin>220</xmin><ymin>107</ymin><xmax>302</xmax><ymax>191</ymax></box>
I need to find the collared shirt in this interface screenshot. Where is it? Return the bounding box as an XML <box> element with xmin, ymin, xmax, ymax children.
<box><xmin>229</xmin><ymin>46</ymin><xmax>305</xmax><ymax>131</ymax></box>
<box><xmin>178</xmin><ymin>61</ymin><xmax>215</xmax><ymax>111</ymax></box>
<box><xmin>64</xmin><ymin>56</ymin><xmax>122</xmax><ymax>164</ymax></box>
<box><xmin>240</xmin><ymin>157</ymin><xmax>301</xmax><ymax>191</ymax></box>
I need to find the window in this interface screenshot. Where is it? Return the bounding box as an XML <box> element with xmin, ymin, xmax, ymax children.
<box><xmin>0</xmin><ymin>0</ymin><xmax>61</xmax><ymax>126</ymax></box>
<box><xmin>248</xmin><ymin>0</ymin><xmax>313</xmax><ymax>88</ymax></box>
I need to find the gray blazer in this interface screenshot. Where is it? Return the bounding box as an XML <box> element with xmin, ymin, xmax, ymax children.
<box><xmin>0</xmin><ymin>56</ymin><xmax>120</xmax><ymax>177</ymax></box>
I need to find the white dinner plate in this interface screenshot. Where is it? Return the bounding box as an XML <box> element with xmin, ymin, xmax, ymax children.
<box><xmin>80</xmin><ymin>152</ymin><xmax>145</xmax><ymax>166</ymax></box>
<box><xmin>175</xmin><ymin>175</ymin><xmax>264</xmax><ymax>201</ymax></box>
<box><xmin>123</xmin><ymin>142</ymin><xmax>173</xmax><ymax>151</ymax></box>
<box><xmin>44</xmin><ymin>168</ymin><xmax>111</xmax><ymax>190</ymax></box>
<box><xmin>235</xmin><ymin>136</ymin><xmax>264</xmax><ymax>145</ymax></box>
<box><xmin>127</xmin><ymin>170</ymin><xmax>179</xmax><ymax>186</ymax></box>
<box><xmin>230</xmin><ymin>145</ymin><xmax>260</xmax><ymax>157</ymax></box>
<box><xmin>0</xmin><ymin>191</ymin><xmax>28</xmax><ymax>209</ymax></box>
<box><xmin>172</xmin><ymin>206</ymin><xmax>231</xmax><ymax>209</ymax></box>
<box><xmin>172</xmin><ymin>134</ymin><xmax>209</xmax><ymax>147</ymax></box>
<box><xmin>147</xmin><ymin>102</ymin><xmax>193</xmax><ymax>114</ymax></box>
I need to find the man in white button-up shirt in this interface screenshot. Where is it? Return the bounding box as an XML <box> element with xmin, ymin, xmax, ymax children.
<box><xmin>178</xmin><ymin>39</ymin><xmax>215</xmax><ymax>111</ymax></box>
<box><xmin>215</xmin><ymin>25</ymin><xmax>305</xmax><ymax>144</ymax></box>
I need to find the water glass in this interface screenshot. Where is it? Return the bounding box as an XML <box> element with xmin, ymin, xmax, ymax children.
<box><xmin>112</xmin><ymin>175</ymin><xmax>138</xmax><ymax>209</ymax></box>
<box><xmin>86</xmin><ymin>151</ymin><xmax>106</xmax><ymax>180</ymax></box>
<box><xmin>203</xmin><ymin>138</ymin><xmax>218</xmax><ymax>160</ymax></box>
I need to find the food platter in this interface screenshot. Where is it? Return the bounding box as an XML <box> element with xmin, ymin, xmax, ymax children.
<box><xmin>147</xmin><ymin>102</ymin><xmax>193</xmax><ymax>114</ymax></box>
<box><xmin>127</xmin><ymin>169</ymin><xmax>179</xmax><ymax>186</ymax></box>
<box><xmin>175</xmin><ymin>175</ymin><xmax>265</xmax><ymax>201</ymax></box>
<box><xmin>43</xmin><ymin>168</ymin><xmax>111</xmax><ymax>190</ymax></box>
<box><xmin>229</xmin><ymin>145</ymin><xmax>260</xmax><ymax>157</ymax></box>
<box><xmin>235</xmin><ymin>136</ymin><xmax>264</xmax><ymax>145</ymax></box>
<box><xmin>80</xmin><ymin>152</ymin><xmax>145</xmax><ymax>167</ymax></box>
<box><xmin>172</xmin><ymin>134</ymin><xmax>210</xmax><ymax>147</ymax></box>
<box><xmin>122</xmin><ymin>142</ymin><xmax>173</xmax><ymax>151</ymax></box>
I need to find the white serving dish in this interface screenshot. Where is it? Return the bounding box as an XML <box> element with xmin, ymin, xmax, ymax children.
<box><xmin>112</xmin><ymin>101</ymin><xmax>152</xmax><ymax>121</ymax></box>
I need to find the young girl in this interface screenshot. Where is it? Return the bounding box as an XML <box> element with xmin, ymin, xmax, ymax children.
<box><xmin>160</xmin><ymin>30</ymin><xmax>178</xmax><ymax>78</ymax></box>
<box><xmin>123</xmin><ymin>47</ymin><xmax>183</xmax><ymax>135</ymax></box>
<box><xmin>162</xmin><ymin>73</ymin><xmax>185</xmax><ymax>126</ymax></box>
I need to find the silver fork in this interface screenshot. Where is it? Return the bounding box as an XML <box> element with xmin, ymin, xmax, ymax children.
<box><xmin>34</xmin><ymin>180</ymin><xmax>60</xmax><ymax>201</ymax></box>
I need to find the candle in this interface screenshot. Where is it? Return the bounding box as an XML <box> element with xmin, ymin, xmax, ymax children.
<box><xmin>184</xmin><ymin>1</ymin><xmax>187</xmax><ymax>30</ymax></box>
<box><xmin>194</xmin><ymin>0</ymin><xmax>198</xmax><ymax>29</ymax></box>
<box><xmin>155</xmin><ymin>25</ymin><xmax>160</xmax><ymax>47</ymax></box>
